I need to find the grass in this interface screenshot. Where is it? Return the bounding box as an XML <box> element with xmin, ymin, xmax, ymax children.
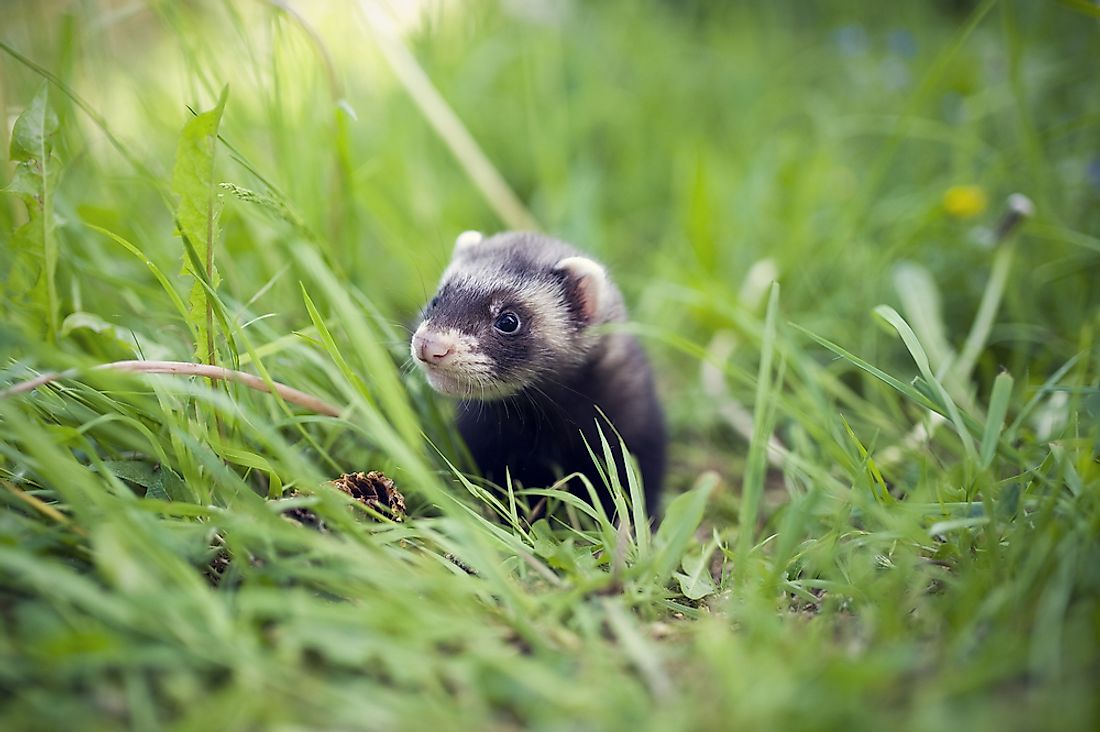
<box><xmin>1</xmin><ymin>1</ymin><xmax>1098</xmax><ymax>729</ymax></box>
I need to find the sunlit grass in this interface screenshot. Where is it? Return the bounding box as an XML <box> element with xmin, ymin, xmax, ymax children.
<box><xmin>1</xmin><ymin>1</ymin><xmax>1098</xmax><ymax>730</ymax></box>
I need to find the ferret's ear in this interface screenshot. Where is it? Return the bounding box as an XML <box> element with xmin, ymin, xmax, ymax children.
<box><xmin>454</xmin><ymin>230</ymin><xmax>484</xmax><ymax>253</ymax></box>
<box><xmin>554</xmin><ymin>256</ymin><xmax>608</xmax><ymax>324</ymax></box>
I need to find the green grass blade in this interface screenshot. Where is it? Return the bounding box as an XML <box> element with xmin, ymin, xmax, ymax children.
<box><xmin>1005</xmin><ymin>355</ymin><xmax>1079</xmax><ymax>441</ymax></box>
<box><xmin>873</xmin><ymin>305</ymin><xmax>978</xmax><ymax>461</ymax></box>
<box><xmin>980</xmin><ymin>371</ymin><xmax>1014</xmax><ymax>469</ymax></box>
<box><xmin>950</xmin><ymin>244</ymin><xmax>1017</xmax><ymax>387</ymax></box>
<box><xmin>736</xmin><ymin>283</ymin><xmax>781</xmax><ymax>578</ymax></box>
<box><xmin>85</xmin><ymin>223</ymin><xmax>194</xmax><ymax>337</ymax></box>
<box><xmin>791</xmin><ymin>323</ymin><xmax>941</xmax><ymax>412</ymax></box>
<box><xmin>294</xmin><ymin>246</ymin><xmax>421</xmax><ymax>451</ymax></box>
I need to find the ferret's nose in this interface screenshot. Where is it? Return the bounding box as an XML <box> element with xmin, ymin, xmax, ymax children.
<box><xmin>412</xmin><ymin>331</ymin><xmax>455</xmax><ymax>365</ymax></box>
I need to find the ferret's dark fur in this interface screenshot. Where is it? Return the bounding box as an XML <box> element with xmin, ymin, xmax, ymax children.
<box><xmin>411</xmin><ymin>231</ymin><xmax>665</xmax><ymax>516</ymax></box>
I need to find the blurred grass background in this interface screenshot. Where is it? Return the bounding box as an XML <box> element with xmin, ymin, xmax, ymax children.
<box><xmin>1</xmin><ymin>1</ymin><xmax>1098</xmax><ymax>730</ymax></box>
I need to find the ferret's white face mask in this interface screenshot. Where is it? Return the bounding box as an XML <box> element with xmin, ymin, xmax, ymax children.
<box><xmin>411</xmin><ymin>231</ymin><xmax>609</xmax><ymax>400</ymax></box>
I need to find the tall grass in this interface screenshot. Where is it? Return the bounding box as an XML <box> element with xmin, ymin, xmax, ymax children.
<box><xmin>1</xmin><ymin>1</ymin><xmax>1098</xmax><ymax>729</ymax></box>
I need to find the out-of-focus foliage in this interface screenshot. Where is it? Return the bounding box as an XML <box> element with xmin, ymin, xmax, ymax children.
<box><xmin>0</xmin><ymin>1</ymin><xmax>1097</xmax><ymax>729</ymax></box>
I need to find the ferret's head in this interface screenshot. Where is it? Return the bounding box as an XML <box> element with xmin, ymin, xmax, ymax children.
<box><xmin>411</xmin><ymin>231</ymin><xmax>620</xmax><ymax>400</ymax></box>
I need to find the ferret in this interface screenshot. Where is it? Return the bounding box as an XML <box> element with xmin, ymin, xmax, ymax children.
<box><xmin>411</xmin><ymin>231</ymin><xmax>666</xmax><ymax>517</ymax></box>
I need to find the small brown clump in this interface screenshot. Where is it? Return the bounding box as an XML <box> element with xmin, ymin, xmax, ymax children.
<box><xmin>332</xmin><ymin>471</ymin><xmax>406</xmax><ymax>522</ymax></box>
<box><xmin>281</xmin><ymin>471</ymin><xmax>406</xmax><ymax>529</ymax></box>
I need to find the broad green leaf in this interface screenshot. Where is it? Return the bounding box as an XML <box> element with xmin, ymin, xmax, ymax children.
<box><xmin>9</xmin><ymin>83</ymin><xmax>59</xmax><ymax>161</ymax></box>
<box><xmin>529</xmin><ymin>519</ymin><xmax>557</xmax><ymax>559</ymax></box>
<box><xmin>675</xmin><ymin>570</ymin><xmax>716</xmax><ymax>601</ymax></box>
<box><xmin>3</xmin><ymin>84</ymin><xmax>60</xmax><ymax>340</ymax></box>
<box><xmin>652</xmin><ymin>472</ymin><xmax>715</xmax><ymax>585</ymax></box>
<box><xmin>676</xmin><ymin>546</ymin><xmax>718</xmax><ymax>600</ymax></box>
<box><xmin>100</xmin><ymin>460</ymin><xmax>187</xmax><ymax>501</ymax></box>
<box><xmin>171</xmin><ymin>86</ymin><xmax>228</xmax><ymax>363</ymax></box>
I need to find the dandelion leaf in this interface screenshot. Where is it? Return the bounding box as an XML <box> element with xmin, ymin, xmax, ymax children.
<box><xmin>2</xmin><ymin>84</ymin><xmax>61</xmax><ymax>339</ymax></box>
<box><xmin>171</xmin><ymin>86</ymin><xmax>227</xmax><ymax>363</ymax></box>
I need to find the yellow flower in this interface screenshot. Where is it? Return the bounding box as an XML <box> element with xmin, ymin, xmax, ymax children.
<box><xmin>943</xmin><ymin>185</ymin><xmax>988</xmax><ymax>218</ymax></box>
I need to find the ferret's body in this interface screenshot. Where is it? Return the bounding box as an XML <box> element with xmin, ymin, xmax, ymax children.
<box><xmin>454</xmin><ymin>323</ymin><xmax>665</xmax><ymax>512</ymax></box>
<box><xmin>411</xmin><ymin>231</ymin><xmax>665</xmax><ymax>515</ymax></box>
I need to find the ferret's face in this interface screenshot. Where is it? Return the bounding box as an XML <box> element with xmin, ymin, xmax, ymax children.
<box><xmin>411</xmin><ymin>282</ymin><xmax>547</xmax><ymax>399</ymax></box>
<box><xmin>411</xmin><ymin>231</ymin><xmax>610</xmax><ymax>401</ymax></box>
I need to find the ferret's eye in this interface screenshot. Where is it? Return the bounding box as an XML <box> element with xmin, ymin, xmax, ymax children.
<box><xmin>428</xmin><ymin>296</ymin><xmax>440</xmax><ymax>310</ymax></box>
<box><xmin>494</xmin><ymin>311</ymin><xmax>521</xmax><ymax>335</ymax></box>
